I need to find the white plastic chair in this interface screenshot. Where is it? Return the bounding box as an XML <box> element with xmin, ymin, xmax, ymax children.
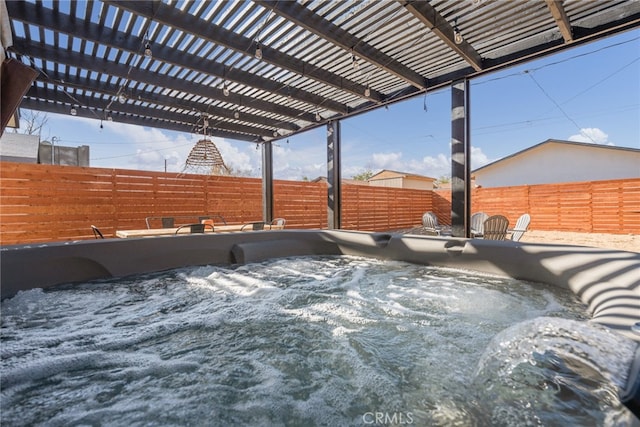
<box><xmin>510</xmin><ymin>214</ymin><xmax>531</xmax><ymax>242</ymax></box>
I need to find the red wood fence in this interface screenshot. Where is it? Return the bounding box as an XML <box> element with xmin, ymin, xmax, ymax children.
<box><xmin>0</xmin><ymin>162</ymin><xmax>432</xmax><ymax>244</ymax></box>
<box><xmin>433</xmin><ymin>178</ymin><xmax>640</xmax><ymax>233</ymax></box>
<box><xmin>1</xmin><ymin>162</ymin><xmax>637</xmax><ymax>245</ymax></box>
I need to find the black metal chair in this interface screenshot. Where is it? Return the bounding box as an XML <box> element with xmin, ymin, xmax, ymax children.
<box><xmin>174</xmin><ymin>223</ymin><xmax>214</xmax><ymax>235</ymax></box>
<box><xmin>241</xmin><ymin>222</ymin><xmax>265</xmax><ymax>231</ymax></box>
<box><xmin>91</xmin><ymin>225</ymin><xmax>104</xmax><ymax>239</ymax></box>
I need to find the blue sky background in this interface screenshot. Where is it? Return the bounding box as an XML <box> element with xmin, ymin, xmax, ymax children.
<box><xmin>21</xmin><ymin>29</ymin><xmax>639</xmax><ymax>181</ymax></box>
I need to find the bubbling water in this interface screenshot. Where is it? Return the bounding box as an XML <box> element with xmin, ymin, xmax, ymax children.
<box><xmin>1</xmin><ymin>256</ymin><xmax>636</xmax><ymax>426</ymax></box>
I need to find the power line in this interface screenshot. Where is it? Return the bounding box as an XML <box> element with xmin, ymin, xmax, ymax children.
<box><xmin>525</xmin><ymin>71</ymin><xmax>596</xmax><ymax>143</ymax></box>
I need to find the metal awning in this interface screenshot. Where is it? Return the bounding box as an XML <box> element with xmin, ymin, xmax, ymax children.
<box><xmin>5</xmin><ymin>0</ymin><xmax>639</xmax><ymax>143</ymax></box>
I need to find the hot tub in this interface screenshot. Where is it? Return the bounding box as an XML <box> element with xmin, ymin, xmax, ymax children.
<box><xmin>1</xmin><ymin>230</ymin><xmax>639</xmax><ymax>424</ymax></box>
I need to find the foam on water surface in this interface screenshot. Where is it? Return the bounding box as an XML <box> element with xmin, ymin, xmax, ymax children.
<box><xmin>1</xmin><ymin>256</ymin><xmax>636</xmax><ymax>426</ymax></box>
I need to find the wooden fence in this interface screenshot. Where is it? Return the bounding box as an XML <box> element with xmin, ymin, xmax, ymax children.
<box><xmin>0</xmin><ymin>162</ymin><xmax>432</xmax><ymax>245</ymax></box>
<box><xmin>1</xmin><ymin>162</ymin><xmax>637</xmax><ymax>245</ymax></box>
<box><xmin>433</xmin><ymin>178</ymin><xmax>640</xmax><ymax>233</ymax></box>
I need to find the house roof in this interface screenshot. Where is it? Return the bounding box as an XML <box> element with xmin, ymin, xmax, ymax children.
<box><xmin>369</xmin><ymin>169</ymin><xmax>436</xmax><ymax>181</ymax></box>
<box><xmin>4</xmin><ymin>1</ymin><xmax>639</xmax><ymax>143</ymax></box>
<box><xmin>472</xmin><ymin>139</ymin><xmax>640</xmax><ymax>174</ymax></box>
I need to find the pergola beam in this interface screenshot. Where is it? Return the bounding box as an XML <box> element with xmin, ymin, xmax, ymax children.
<box><xmin>20</xmin><ymin>98</ymin><xmax>256</xmax><ymax>142</ymax></box>
<box><xmin>25</xmin><ymin>86</ymin><xmax>276</xmax><ymax>139</ymax></box>
<box><xmin>255</xmin><ymin>0</ymin><xmax>429</xmax><ymax>91</ymax></box>
<box><xmin>104</xmin><ymin>0</ymin><xmax>377</xmax><ymax>104</ymax></box>
<box><xmin>399</xmin><ymin>0</ymin><xmax>483</xmax><ymax>72</ymax></box>
<box><xmin>6</xmin><ymin>1</ymin><xmax>347</xmax><ymax>115</ymax></box>
<box><xmin>32</xmin><ymin>72</ymin><xmax>300</xmax><ymax>132</ymax></box>
<box><xmin>544</xmin><ymin>0</ymin><xmax>573</xmax><ymax>43</ymax></box>
<box><xmin>11</xmin><ymin>38</ymin><xmax>319</xmax><ymax>127</ymax></box>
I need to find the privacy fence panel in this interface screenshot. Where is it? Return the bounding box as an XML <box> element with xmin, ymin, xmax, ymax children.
<box><xmin>435</xmin><ymin>177</ymin><xmax>640</xmax><ymax>234</ymax></box>
<box><xmin>1</xmin><ymin>162</ymin><xmax>637</xmax><ymax>245</ymax></box>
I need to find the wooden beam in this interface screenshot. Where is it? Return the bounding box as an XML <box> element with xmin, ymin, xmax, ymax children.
<box><xmin>544</xmin><ymin>0</ymin><xmax>573</xmax><ymax>43</ymax></box>
<box><xmin>399</xmin><ymin>0</ymin><xmax>483</xmax><ymax>72</ymax></box>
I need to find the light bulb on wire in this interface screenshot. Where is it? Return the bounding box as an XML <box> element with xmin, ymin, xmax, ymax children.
<box><xmin>255</xmin><ymin>42</ymin><xmax>263</xmax><ymax>60</ymax></box>
<box><xmin>364</xmin><ymin>85</ymin><xmax>371</xmax><ymax>97</ymax></box>
<box><xmin>222</xmin><ymin>82</ymin><xmax>230</xmax><ymax>97</ymax></box>
<box><xmin>144</xmin><ymin>42</ymin><xmax>152</xmax><ymax>58</ymax></box>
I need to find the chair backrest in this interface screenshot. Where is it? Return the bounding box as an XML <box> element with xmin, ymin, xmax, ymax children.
<box><xmin>482</xmin><ymin>215</ymin><xmax>509</xmax><ymax>240</ymax></box>
<box><xmin>174</xmin><ymin>223</ymin><xmax>213</xmax><ymax>234</ymax></box>
<box><xmin>271</xmin><ymin>218</ymin><xmax>286</xmax><ymax>228</ymax></box>
<box><xmin>162</xmin><ymin>217</ymin><xmax>175</xmax><ymax>228</ymax></box>
<box><xmin>470</xmin><ymin>212</ymin><xmax>489</xmax><ymax>235</ymax></box>
<box><xmin>422</xmin><ymin>212</ymin><xmax>439</xmax><ymax>227</ymax></box>
<box><xmin>421</xmin><ymin>212</ymin><xmax>438</xmax><ymax>232</ymax></box>
<box><xmin>241</xmin><ymin>221</ymin><xmax>265</xmax><ymax>231</ymax></box>
<box><xmin>510</xmin><ymin>213</ymin><xmax>531</xmax><ymax>242</ymax></box>
<box><xmin>91</xmin><ymin>225</ymin><xmax>104</xmax><ymax>239</ymax></box>
<box><xmin>205</xmin><ymin>214</ymin><xmax>227</xmax><ymax>225</ymax></box>
<box><xmin>200</xmin><ymin>219</ymin><xmax>215</xmax><ymax>229</ymax></box>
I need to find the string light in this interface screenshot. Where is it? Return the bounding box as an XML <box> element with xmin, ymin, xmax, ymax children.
<box><xmin>107</xmin><ymin>114</ymin><xmax>113</xmax><ymax>122</ymax></box>
<box><xmin>144</xmin><ymin>41</ymin><xmax>152</xmax><ymax>58</ymax></box>
<box><xmin>255</xmin><ymin>42</ymin><xmax>263</xmax><ymax>60</ymax></box>
<box><xmin>315</xmin><ymin>111</ymin><xmax>321</xmax><ymax>122</ymax></box>
<box><xmin>234</xmin><ymin>109</ymin><xmax>240</xmax><ymax>119</ymax></box>
<box><xmin>222</xmin><ymin>82</ymin><xmax>230</xmax><ymax>97</ymax></box>
<box><xmin>118</xmin><ymin>93</ymin><xmax>126</xmax><ymax>104</ymax></box>
<box><xmin>70</xmin><ymin>106</ymin><xmax>77</xmax><ymax>116</ymax></box>
<box><xmin>364</xmin><ymin>85</ymin><xmax>371</xmax><ymax>97</ymax></box>
<box><xmin>453</xmin><ymin>19</ymin><xmax>463</xmax><ymax>45</ymax></box>
<box><xmin>352</xmin><ymin>51</ymin><xmax>359</xmax><ymax>71</ymax></box>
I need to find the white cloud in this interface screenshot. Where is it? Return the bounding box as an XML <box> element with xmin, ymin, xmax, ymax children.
<box><xmin>568</xmin><ymin>128</ymin><xmax>614</xmax><ymax>145</ymax></box>
<box><xmin>371</xmin><ymin>152</ymin><xmax>404</xmax><ymax>170</ymax></box>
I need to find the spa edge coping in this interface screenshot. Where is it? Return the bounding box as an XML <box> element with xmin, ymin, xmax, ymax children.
<box><xmin>2</xmin><ymin>229</ymin><xmax>638</xmax><ymax>341</ymax></box>
<box><xmin>1</xmin><ymin>229</ymin><xmax>639</xmax><ymax>421</ymax></box>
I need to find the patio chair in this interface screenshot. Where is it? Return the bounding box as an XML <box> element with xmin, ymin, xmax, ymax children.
<box><xmin>174</xmin><ymin>223</ymin><xmax>214</xmax><ymax>234</ymax></box>
<box><xmin>241</xmin><ymin>222</ymin><xmax>265</xmax><ymax>231</ymax></box>
<box><xmin>470</xmin><ymin>212</ymin><xmax>489</xmax><ymax>237</ymax></box>
<box><xmin>200</xmin><ymin>214</ymin><xmax>227</xmax><ymax>225</ymax></box>
<box><xmin>510</xmin><ymin>213</ymin><xmax>531</xmax><ymax>242</ymax></box>
<box><xmin>91</xmin><ymin>225</ymin><xmax>104</xmax><ymax>239</ymax></box>
<box><xmin>482</xmin><ymin>215</ymin><xmax>510</xmax><ymax>240</ymax></box>
<box><xmin>162</xmin><ymin>217</ymin><xmax>175</xmax><ymax>228</ymax></box>
<box><xmin>421</xmin><ymin>212</ymin><xmax>440</xmax><ymax>235</ymax></box>
<box><xmin>270</xmin><ymin>218</ymin><xmax>286</xmax><ymax>229</ymax></box>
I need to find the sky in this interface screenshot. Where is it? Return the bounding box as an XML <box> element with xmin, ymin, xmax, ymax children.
<box><xmin>18</xmin><ymin>29</ymin><xmax>640</xmax><ymax>181</ymax></box>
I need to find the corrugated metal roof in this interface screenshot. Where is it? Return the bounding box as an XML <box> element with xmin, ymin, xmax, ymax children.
<box><xmin>5</xmin><ymin>0</ymin><xmax>639</xmax><ymax>143</ymax></box>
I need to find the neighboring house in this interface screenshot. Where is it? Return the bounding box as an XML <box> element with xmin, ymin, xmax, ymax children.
<box><xmin>368</xmin><ymin>169</ymin><xmax>436</xmax><ymax>190</ymax></box>
<box><xmin>0</xmin><ymin>133</ymin><xmax>90</xmax><ymax>166</ymax></box>
<box><xmin>311</xmin><ymin>176</ymin><xmax>369</xmax><ymax>186</ymax></box>
<box><xmin>0</xmin><ymin>133</ymin><xmax>39</xmax><ymax>163</ymax></box>
<box><xmin>473</xmin><ymin>139</ymin><xmax>640</xmax><ymax>187</ymax></box>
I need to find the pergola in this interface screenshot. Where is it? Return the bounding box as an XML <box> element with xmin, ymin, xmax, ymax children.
<box><xmin>3</xmin><ymin>0</ymin><xmax>639</xmax><ymax>235</ymax></box>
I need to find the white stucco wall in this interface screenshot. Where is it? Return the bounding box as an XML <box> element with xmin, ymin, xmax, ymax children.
<box><xmin>474</xmin><ymin>143</ymin><xmax>640</xmax><ymax>187</ymax></box>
